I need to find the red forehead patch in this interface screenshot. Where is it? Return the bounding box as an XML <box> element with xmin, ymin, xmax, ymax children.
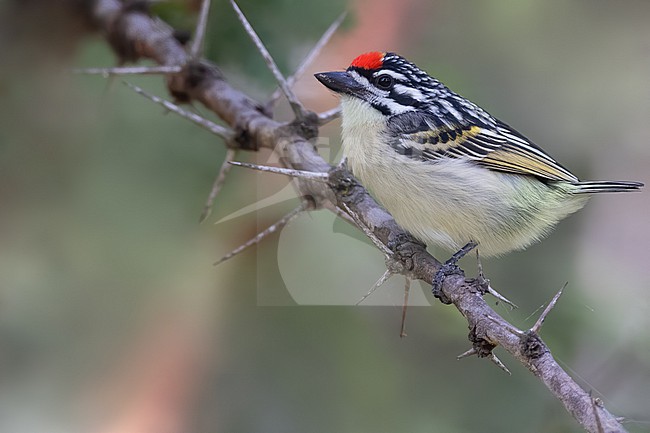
<box><xmin>350</xmin><ymin>51</ymin><xmax>385</xmax><ymax>70</ymax></box>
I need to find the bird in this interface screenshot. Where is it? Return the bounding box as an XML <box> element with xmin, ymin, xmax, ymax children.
<box><xmin>314</xmin><ymin>51</ymin><xmax>643</xmax><ymax>292</ymax></box>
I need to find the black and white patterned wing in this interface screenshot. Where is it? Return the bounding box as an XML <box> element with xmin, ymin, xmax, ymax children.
<box><xmin>387</xmin><ymin>112</ymin><xmax>578</xmax><ymax>182</ymax></box>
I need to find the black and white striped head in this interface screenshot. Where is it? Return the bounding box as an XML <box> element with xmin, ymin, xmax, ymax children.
<box><xmin>315</xmin><ymin>51</ymin><xmax>493</xmax><ymax>126</ymax></box>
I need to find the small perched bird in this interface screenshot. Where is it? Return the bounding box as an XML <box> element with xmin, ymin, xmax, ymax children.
<box><xmin>315</xmin><ymin>52</ymin><xmax>642</xmax><ymax>279</ymax></box>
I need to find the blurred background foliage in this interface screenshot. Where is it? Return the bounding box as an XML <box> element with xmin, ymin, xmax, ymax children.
<box><xmin>0</xmin><ymin>0</ymin><xmax>649</xmax><ymax>432</ymax></box>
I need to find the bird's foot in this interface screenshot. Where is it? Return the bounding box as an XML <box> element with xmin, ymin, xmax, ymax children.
<box><xmin>432</xmin><ymin>241</ymin><xmax>478</xmax><ymax>304</ymax></box>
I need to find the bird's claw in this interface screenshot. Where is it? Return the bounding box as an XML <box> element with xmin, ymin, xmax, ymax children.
<box><xmin>431</xmin><ymin>241</ymin><xmax>478</xmax><ymax>304</ymax></box>
<box><xmin>432</xmin><ymin>262</ymin><xmax>462</xmax><ymax>304</ymax></box>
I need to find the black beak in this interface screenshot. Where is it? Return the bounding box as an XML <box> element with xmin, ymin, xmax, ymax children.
<box><xmin>314</xmin><ymin>71</ymin><xmax>363</xmax><ymax>95</ymax></box>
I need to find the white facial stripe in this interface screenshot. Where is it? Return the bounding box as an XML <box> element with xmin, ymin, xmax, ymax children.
<box><xmin>393</xmin><ymin>84</ymin><xmax>424</xmax><ymax>101</ymax></box>
<box><xmin>348</xmin><ymin>67</ymin><xmax>417</xmax><ymax>114</ymax></box>
<box><xmin>374</xmin><ymin>69</ymin><xmax>407</xmax><ymax>81</ymax></box>
<box><xmin>379</xmin><ymin>98</ymin><xmax>415</xmax><ymax>114</ymax></box>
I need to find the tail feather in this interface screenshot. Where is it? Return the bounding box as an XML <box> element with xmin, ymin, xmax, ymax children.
<box><xmin>573</xmin><ymin>180</ymin><xmax>644</xmax><ymax>194</ymax></box>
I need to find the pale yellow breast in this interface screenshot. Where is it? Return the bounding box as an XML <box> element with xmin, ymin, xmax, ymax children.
<box><xmin>338</xmin><ymin>97</ymin><xmax>589</xmax><ymax>256</ymax></box>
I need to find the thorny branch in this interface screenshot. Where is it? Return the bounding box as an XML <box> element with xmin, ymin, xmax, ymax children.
<box><xmin>81</xmin><ymin>1</ymin><xmax>628</xmax><ymax>432</ymax></box>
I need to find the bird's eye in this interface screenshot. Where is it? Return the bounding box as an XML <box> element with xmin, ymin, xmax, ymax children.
<box><xmin>375</xmin><ymin>74</ymin><xmax>393</xmax><ymax>90</ymax></box>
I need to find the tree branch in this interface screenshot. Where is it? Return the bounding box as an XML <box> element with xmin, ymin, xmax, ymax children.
<box><xmin>81</xmin><ymin>2</ymin><xmax>627</xmax><ymax>431</ymax></box>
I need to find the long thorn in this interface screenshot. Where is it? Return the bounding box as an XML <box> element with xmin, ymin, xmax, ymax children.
<box><xmin>400</xmin><ymin>277</ymin><xmax>411</xmax><ymax>338</ymax></box>
<box><xmin>214</xmin><ymin>203</ymin><xmax>307</xmax><ymax>265</ymax></box>
<box><xmin>488</xmin><ymin>353</ymin><xmax>511</xmax><ymax>375</ymax></box>
<box><xmin>531</xmin><ymin>282</ymin><xmax>567</xmax><ymax>334</ymax></box>
<box><xmin>267</xmin><ymin>11</ymin><xmax>346</xmax><ymax>107</ymax></box>
<box><xmin>200</xmin><ymin>148</ymin><xmax>237</xmax><ymax>223</ymax></box>
<box><xmin>190</xmin><ymin>0</ymin><xmax>212</xmax><ymax>58</ymax></box>
<box><xmin>71</xmin><ymin>65</ymin><xmax>183</xmax><ymax>76</ymax></box>
<box><xmin>475</xmin><ymin>249</ymin><xmax>518</xmax><ymax>309</ymax></box>
<box><xmin>124</xmin><ymin>82</ymin><xmax>234</xmax><ymax>139</ymax></box>
<box><xmin>486</xmin><ymin>285</ymin><xmax>518</xmax><ymax>309</ymax></box>
<box><xmin>355</xmin><ymin>269</ymin><xmax>393</xmax><ymax>305</ymax></box>
<box><xmin>228</xmin><ymin>161</ymin><xmax>329</xmax><ymax>181</ymax></box>
<box><xmin>457</xmin><ymin>348</ymin><xmax>478</xmax><ymax>360</ymax></box>
<box><xmin>341</xmin><ymin>202</ymin><xmax>392</xmax><ymax>257</ymax></box>
<box><xmin>317</xmin><ymin>106</ymin><xmax>341</xmax><ymax>125</ymax></box>
<box><xmin>230</xmin><ymin>0</ymin><xmax>305</xmax><ymax>119</ymax></box>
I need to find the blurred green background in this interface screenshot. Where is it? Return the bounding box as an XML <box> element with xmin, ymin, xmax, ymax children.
<box><xmin>0</xmin><ymin>0</ymin><xmax>649</xmax><ymax>432</ymax></box>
